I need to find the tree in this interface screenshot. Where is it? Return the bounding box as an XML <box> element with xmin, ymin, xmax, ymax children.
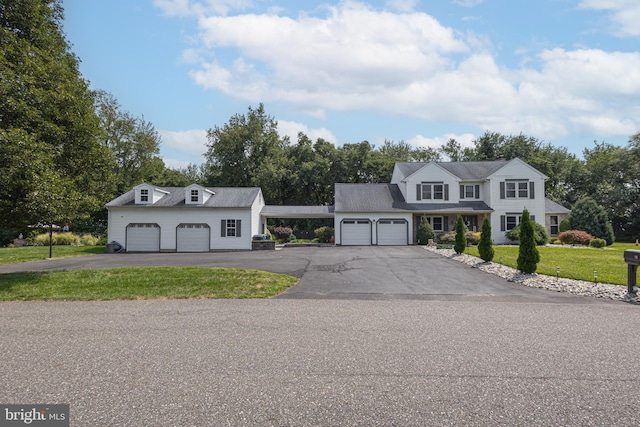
<box><xmin>478</xmin><ymin>216</ymin><xmax>494</xmax><ymax>262</ymax></box>
<box><xmin>454</xmin><ymin>214</ymin><xmax>467</xmax><ymax>254</ymax></box>
<box><xmin>568</xmin><ymin>197</ymin><xmax>615</xmax><ymax>245</ymax></box>
<box><xmin>0</xmin><ymin>0</ymin><xmax>115</xmax><ymax>229</ymax></box>
<box><xmin>517</xmin><ymin>209</ymin><xmax>539</xmax><ymax>274</ymax></box>
<box><xmin>416</xmin><ymin>217</ymin><xmax>435</xmax><ymax>244</ymax></box>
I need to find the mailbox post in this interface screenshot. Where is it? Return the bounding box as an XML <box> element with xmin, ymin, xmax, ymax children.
<box><xmin>624</xmin><ymin>250</ymin><xmax>640</xmax><ymax>295</ymax></box>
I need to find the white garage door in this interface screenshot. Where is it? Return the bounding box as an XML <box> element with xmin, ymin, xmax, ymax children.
<box><xmin>341</xmin><ymin>220</ymin><xmax>371</xmax><ymax>245</ymax></box>
<box><xmin>126</xmin><ymin>223</ymin><xmax>160</xmax><ymax>252</ymax></box>
<box><xmin>377</xmin><ymin>220</ymin><xmax>408</xmax><ymax>245</ymax></box>
<box><xmin>177</xmin><ymin>224</ymin><xmax>210</xmax><ymax>252</ymax></box>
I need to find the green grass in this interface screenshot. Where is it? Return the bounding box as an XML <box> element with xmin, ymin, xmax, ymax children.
<box><xmin>466</xmin><ymin>242</ymin><xmax>639</xmax><ymax>286</ymax></box>
<box><xmin>0</xmin><ymin>267</ymin><xmax>298</xmax><ymax>301</ymax></box>
<box><xmin>0</xmin><ymin>245</ymin><xmax>106</xmax><ymax>265</ymax></box>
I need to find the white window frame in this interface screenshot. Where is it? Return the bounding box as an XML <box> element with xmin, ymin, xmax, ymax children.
<box><xmin>424</xmin><ymin>216</ymin><xmax>444</xmax><ymax>232</ymax></box>
<box><xmin>190</xmin><ymin>189</ymin><xmax>199</xmax><ymax>203</ymax></box>
<box><xmin>506</xmin><ymin>180</ymin><xmax>529</xmax><ymax>199</ymax></box>
<box><xmin>225</xmin><ymin>219</ymin><xmax>237</xmax><ymax>237</ymax></box>
<box><xmin>464</xmin><ymin>185</ymin><xmax>475</xmax><ymax>198</ymax></box>
<box><xmin>140</xmin><ymin>189</ymin><xmax>149</xmax><ymax>202</ymax></box>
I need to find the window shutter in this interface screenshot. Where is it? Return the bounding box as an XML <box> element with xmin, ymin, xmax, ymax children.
<box><xmin>221</xmin><ymin>219</ymin><xmax>226</xmax><ymax>237</ymax></box>
<box><xmin>416</xmin><ymin>184</ymin><xmax>422</xmax><ymax>201</ymax></box>
<box><xmin>236</xmin><ymin>220</ymin><xmax>241</xmax><ymax>238</ymax></box>
<box><xmin>460</xmin><ymin>185</ymin><xmax>464</xmax><ymax>199</ymax></box>
<box><xmin>444</xmin><ymin>184</ymin><xmax>449</xmax><ymax>201</ymax></box>
<box><xmin>475</xmin><ymin>185</ymin><xmax>480</xmax><ymax>199</ymax></box>
<box><xmin>443</xmin><ymin>216</ymin><xmax>449</xmax><ymax>232</ymax></box>
<box><xmin>500</xmin><ymin>182</ymin><xmax>505</xmax><ymax>199</ymax></box>
<box><xmin>500</xmin><ymin>216</ymin><xmax>505</xmax><ymax>232</ymax></box>
<box><xmin>529</xmin><ymin>181</ymin><xmax>535</xmax><ymax>199</ymax></box>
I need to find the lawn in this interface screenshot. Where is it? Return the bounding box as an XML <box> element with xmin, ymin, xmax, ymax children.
<box><xmin>466</xmin><ymin>242</ymin><xmax>638</xmax><ymax>286</ymax></box>
<box><xmin>0</xmin><ymin>267</ymin><xmax>298</xmax><ymax>301</ymax></box>
<box><xmin>0</xmin><ymin>245</ymin><xmax>106</xmax><ymax>264</ymax></box>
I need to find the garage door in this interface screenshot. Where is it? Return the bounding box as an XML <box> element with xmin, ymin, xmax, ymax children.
<box><xmin>177</xmin><ymin>224</ymin><xmax>210</xmax><ymax>252</ymax></box>
<box><xmin>341</xmin><ymin>220</ymin><xmax>371</xmax><ymax>245</ymax></box>
<box><xmin>126</xmin><ymin>223</ymin><xmax>160</xmax><ymax>252</ymax></box>
<box><xmin>377</xmin><ymin>219</ymin><xmax>408</xmax><ymax>245</ymax></box>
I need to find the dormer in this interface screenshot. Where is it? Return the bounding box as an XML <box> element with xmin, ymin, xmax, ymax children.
<box><xmin>134</xmin><ymin>183</ymin><xmax>169</xmax><ymax>205</ymax></box>
<box><xmin>185</xmin><ymin>184</ymin><xmax>215</xmax><ymax>205</ymax></box>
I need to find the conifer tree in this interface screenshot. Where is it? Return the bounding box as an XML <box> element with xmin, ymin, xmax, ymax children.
<box><xmin>416</xmin><ymin>217</ymin><xmax>435</xmax><ymax>244</ymax></box>
<box><xmin>454</xmin><ymin>214</ymin><xmax>467</xmax><ymax>254</ymax></box>
<box><xmin>517</xmin><ymin>209</ymin><xmax>539</xmax><ymax>273</ymax></box>
<box><xmin>478</xmin><ymin>216</ymin><xmax>494</xmax><ymax>262</ymax></box>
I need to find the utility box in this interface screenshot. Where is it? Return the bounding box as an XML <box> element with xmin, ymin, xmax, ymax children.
<box><xmin>624</xmin><ymin>250</ymin><xmax>640</xmax><ymax>294</ymax></box>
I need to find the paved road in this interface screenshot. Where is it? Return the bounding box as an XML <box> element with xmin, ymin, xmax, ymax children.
<box><xmin>1</xmin><ymin>299</ymin><xmax>639</xmax><ymax>426</ymax></box>
<box><xmin>0</xmin><ymin>246</ymin><xmax>595</xmax><ymax>303</ymax></box>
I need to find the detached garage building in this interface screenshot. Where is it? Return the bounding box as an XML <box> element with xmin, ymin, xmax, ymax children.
<box><xmin>107</xmin><ymin>183</ymin><xmax>264</xmax><ymax>252</ymax></box>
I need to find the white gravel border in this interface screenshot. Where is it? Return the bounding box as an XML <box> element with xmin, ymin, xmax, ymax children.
<box><xmin>423</xmin><ymin>245</ymin><xmax>639</xmax><ymax>304</ymax></box>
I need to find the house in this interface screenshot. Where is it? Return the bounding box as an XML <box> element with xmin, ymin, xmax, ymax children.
<box><xmin>106</xmin><ymin>158</ymin><xmax>569</xmax><ymax>251</ymax></box>
<box><xmin>106</xmin><ymin>183</ymin><xmax>264</xmax><ymax>252</ymax></box>
<box><xmin>334</xmin><ymin>158</ymin><xmax>560</xmax><ymax>245</ymax></box>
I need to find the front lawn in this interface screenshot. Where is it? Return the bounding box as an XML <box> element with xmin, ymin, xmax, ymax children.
<box><xmin>0</xmin><ymin>245</ymin><xmax>105</xmax><ymax>265</ymax></box>
<box><xmin>0</xmin><ymin>267</ymin><xmax>298</xmax><ymax>301</ymax></box>
<box><xmin>466</xmin><ymin>242</ymin><xmax>638</xmax><ymax>285</ymax></box>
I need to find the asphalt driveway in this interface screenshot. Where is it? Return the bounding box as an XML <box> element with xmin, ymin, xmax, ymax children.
<box><xmin>0</xmin><ymin>246</ymin><xmax>596</xmax><ymax>303</ymax></box>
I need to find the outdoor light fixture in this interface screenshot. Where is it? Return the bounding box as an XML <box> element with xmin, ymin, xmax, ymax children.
<box><xmin>594</xmin><ymin>270</ymin><xmax>598</xmax><ymax>283</ymax></box>
<box><xmin>556</xmin><ymin>266</ymin><xmax>560</xmax><ymax>281</ymax></box>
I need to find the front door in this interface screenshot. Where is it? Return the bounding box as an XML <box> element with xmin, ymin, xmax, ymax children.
<box><xmin>463</xmin><ymin>215</ymin><xmax>479</xmax><ymax>232</ymax></box>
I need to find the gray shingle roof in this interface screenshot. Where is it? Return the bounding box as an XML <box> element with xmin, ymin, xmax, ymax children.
<box><xmin>335</xmin><ymin>183</ymin><xmax>492</xmax><ymax>213</ymax></box>
<box><xmin>395</xmin><ymin>160</ymin><xmax>509</xmax><ymax>181</ymax></box>
<box><xmin>545</xmin><ymin>198</ymin><xmax>570</xmax><ymax>213</ymax></box>
<box><xmin>261</xmin><ymin>205</ymin><xmax>335</xmax><ymax>218</ymax></box>
<box><xmin>106</xmin><ymin>187</ymin><xmax>261</xmax><ymax>208</ymax></box>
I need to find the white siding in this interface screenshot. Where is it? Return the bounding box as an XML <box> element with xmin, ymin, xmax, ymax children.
<box><xmin>404</xmin><ymin>163</ymin><xmax>459</xmax><ymax>203</ymax></box>
<box><xmin>250</xmin><ymin>190</ymin><xmax>265</xmax><ymax>237</ymax></box>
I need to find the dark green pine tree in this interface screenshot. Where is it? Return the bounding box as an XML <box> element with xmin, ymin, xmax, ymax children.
<box><xmin>478</xmin><ymin>216</ymin><xmax>494</xmax><ymax>262</ymax></box>
<box><xmin>416</xmin><ymin>217</ymin><xmax>435</xmax><ymax>244</ymax></box>
<box><xmin>517</xmin><ymin>209</ymin><xmax>540</xmax><ymax>273</ymax></box>
<box><xmin>454</xmin><ymin>214</ymin><xmax>467</xmax><ymax>254</ymax></box>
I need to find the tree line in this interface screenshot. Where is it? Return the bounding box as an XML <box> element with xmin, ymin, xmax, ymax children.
<box><xmin>2</xmin><ymin>0</ymin><xmax>639</xmax><ymax>243</ymax></box>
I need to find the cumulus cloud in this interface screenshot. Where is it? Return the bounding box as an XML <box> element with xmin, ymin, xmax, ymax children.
<box><xmin>407</xmin><ymin>133</ymin><xmax>476</xmax><ymax>150</ymax></box>
<box><xmin>579</xmin><ymin>0</ymin><xmax>640</xmax><ymax>37</ymax></box>
<box><xmin>277</xmin><ymin>120</ymin><xmax>338</xmax><ymax>145</ymax></box>
<box><xmin>159</xmin><ymin>1</ymin><xmax>640</xmax><ymax>143</ymax></box>
<box><xmin>158</xmin><ymin>129</ymin><xmax>208</xmax><ymax>166</ymax></box>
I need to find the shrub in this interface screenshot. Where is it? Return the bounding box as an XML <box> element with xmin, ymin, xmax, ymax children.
<box><xmin>505</xmin><ymin>222</ymin><xmax>550</xmax><ymax>245</ymax></box>
<box><xmin>517</xmin><ymin>209</ymin><xmax>539</xmax><ymax>274</ymax></box>
<box><xmin>416</xmin><ymin>218</ymin><xmax>435</xmax><ymax>244</ymax></box>
<box><xmin>568</xmin><ymin>197</ymin><xmax>615</xmax><ymax>245</ymax></box>
<box><xmin>29</xmin><ymin>232</ymin><xmax>81</xmax><ymax>246</ymax></box>
<box><xmin>437</xmin><ymin>232</ymin><xmax>455</xmax><ymax>243</ymax></box>
<box><xmin>272</xmin><ymin>226</ymin><xmax>294</xmax><ymax>242</ymax></box>
<box><xmin>454</xmin><ymin>215</ymin><xmax>467</xmax><ymax>254</ymax></box>
<box><xmin>80</xmin><ymin>234</ymin><xmax>99</xmax><ymax>246</ymax></box>
<box><xmin>589</xmin><ymin>238</ymin><xmax>606</xmax><ymax>248</ymax></box>
<box><xmin>466</xmin><ymin>231</ymin><xmax>480</xmax><ymax>245</ymax></box>
<box><xmin>314</xmin><ymin>226</ymin><xmax>334</xmax><ymax>243</ymax></box>
<box><xmin>478</xmin><ymin>216</ymin><xmax>494</xmax><ymax>262</ymax></box>
<box><xmin>559</xmin><ymin>219</ymin><xmax>571</xmax><ymax>233</ymax></box>
<box><xmin>558</xmin><ymin>230</ymin><xmax>593</xmax><ymax>245</ymax></box>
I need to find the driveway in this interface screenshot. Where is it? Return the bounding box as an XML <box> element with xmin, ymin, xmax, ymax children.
<box><xmin>0</xmin><ymin>246</ymin><xmax>597</xmax><ymax>303</ymax></box>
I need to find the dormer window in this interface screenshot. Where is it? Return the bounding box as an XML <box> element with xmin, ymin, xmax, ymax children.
<box><xmin>140</xmin><ymin>189</ymin><xmax>149</xmax><ymax>202</ymax></box>
<box><xmin>190</xmin><ymin>189</ymin><xmax>199</xmax><ymax>203</ymax></box>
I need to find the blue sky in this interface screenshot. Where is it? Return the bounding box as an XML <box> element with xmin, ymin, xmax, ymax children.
<box><xmin>63</xmin><ymin>0</ymin><xmax>640</xmax><ymax>168</ymax></box>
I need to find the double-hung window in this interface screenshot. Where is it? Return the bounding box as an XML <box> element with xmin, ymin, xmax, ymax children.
<box><xmin>190</xmin><ymin>189</ymin><xmax>199</xmax><ymax>203</ymax></box>
<box><xmin>550</xmin><ymin>215</ymin><xmax>559</xmax><ymax>235</ymax></box>
<box><xmin>502</xmin><ymin>180</ymin><xmax>533</xmax><ymax>199</ymax></box>
<box><xmin>221</xmin><ymin>219</ymin><xmax>242</xmax><ymax>237</ymax></box>
<box><xmin>418</xmin><ymin>182</ymin><xmax>448</xmax><ymax>201</ymax></box>
<box><xmin>423</xmin><ymin>216</ymin><xmax>445</xmax><ymax>232</ymax></box>
<box><xmin>140</xmin><ymin>189</ymin><xmax>149</xmax><ymax>202</ymax></box>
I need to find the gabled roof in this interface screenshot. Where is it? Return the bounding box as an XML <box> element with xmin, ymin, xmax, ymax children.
<box><xmin>545</xmin><ymin>198</ymin><xmax>570</xmax><ymax>214</ymax></box>
<box><xmin>335</xmin><ymin>183</ymin><xmax>492</xmax><ymax>213</ymax></box>
<box><xmin>395</xmin><ymin>160</ymin><xmax>509</xmax><ymax>181</ymax></box>
<box><xmin>107</xmin><ymin>187</ymin><xmax>261</xmax><ymax>208</ymax></box>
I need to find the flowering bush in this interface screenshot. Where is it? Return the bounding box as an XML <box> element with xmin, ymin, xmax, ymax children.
<box><xmin>558</xmin><ymin>230</ymin><xmax>593</xmax><ymax>245</ymax></box>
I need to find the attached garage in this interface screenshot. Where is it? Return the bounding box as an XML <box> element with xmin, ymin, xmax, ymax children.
<box><xmin>377</xmin><ymin>219</ymin><xmax>408</xmax><ymax>245</ymax></box>
<box><xmin>341</xmin><ymin>219</ymin><xmax>372</xmax><ymax>245</ymax></box>
<box><xmin>126</xmin><ymin>223</ymin><xmax>160</xmax><ymax>252</ymax></box>
<box><xmin>177</xmin><ymin>224</ymin><xmax>210</xmax><ymax>252</ymax></box>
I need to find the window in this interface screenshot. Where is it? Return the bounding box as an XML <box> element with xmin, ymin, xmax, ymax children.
<box><xmin>460</xmin><ymin>184</ymin><xmax>480</xmax><ymax>199</ymax></box>
<box><xmin>506</xmin><ymin>215</ymin><xmax>520</xmax><ymax>231</ymax></box>
<box><xmin>226</xmin><ymin>219</ymin><xmax>237</xmax><ymax>237</ymax></box>
<box><xmin>418</xmin><ymin>183</ymin><xmax>448</xmax><ymax>200</ymax></box>
<box><xmin>550</xmin><ymin>215</ymin><xmax>559</xmax><ymax>235</ymax></box>
<box><xmin>190</xmin><ymin>189</ymin><xmax>199</xmax><ymax>203</ymax></box>
<box><xmin>465</xmin><ymin>185</ymin><xmax>475</xmax><ymax>198</ymax></box>
<box><xmin>140</xmin><ymin>189</ymin><xmax>149</xmax><ymax>202</ymax></box>
<box><xmin>423</xmin><ymin>216</ymin><xmax>444</xmax><ymax>232</ymax></box>
<box><xmin>221</xmin><ymin>219</ymin><xmax>242</xmax><ymax>237</ymax></box>
<box><xmin>502</xmin><ymin>180</ymin><xmax>532</xmax><ymax>199</ymax></box>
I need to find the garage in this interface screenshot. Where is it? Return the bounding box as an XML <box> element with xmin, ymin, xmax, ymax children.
<box><xmin>126</xmin><ymin>223</ymin><xmax>160</xmax><ymax>252</ymax></box>
<box><xmin>377</xmin><ymin>219</ymin><xmax>408</xmax><ymax>245</ymax></box>
<box><xmin>341</xmin><ymin>219</ymin><xmax>371</xmax><ymax>245</ymax></box>
<box><xmin>177</xmin><ymin>224</ymin><xmax>210</xmax><ymax>252</ymax></box>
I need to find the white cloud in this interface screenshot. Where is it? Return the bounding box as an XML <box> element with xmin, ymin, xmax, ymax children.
<box><xmin>452</xmin><ymin>0</ymin><xmax>484</xmax><ymax>7</ymax></box>
<box><xmin>579</xmin><ymin>0</ymin><xmax>640</xmax><ymax>37</ymax></box>
<box><xmin>161</xmin><ymin>1</ymin><xmax>640</xmax><ymax>143</ymax></box>
<box><xmin>407</xmin><ymin>133</ymin><xmax>476</xmax><ymax>150</ymax></box>
<box><xmin>385</xmin><ymin>0</ymin><xmax>419</xmax><ymax>12</ymax></box>
<box><xmin>158</xmin><ymin>129</ymin><xmax>208</xmax><ymax>165</ymax></box>
<box><xmin>154</xmin><ymin>0</ymin><xmax>253</xmax><ymax>17</ymax></box>
<box><xmin>277</xmin><ymin>120</ymin><xmax>338</xmax><ymax>145</ymax></box>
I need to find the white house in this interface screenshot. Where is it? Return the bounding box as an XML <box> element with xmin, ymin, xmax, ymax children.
<box><xmin>334</xmin><ymin>158</ymin><xmax>553</xmax><ymax>245</ymax></box>
<box><xmin>106</xmin><ymin>183</ymin><xmax>264</xmax><ymax>252</ymax></box>
<box><xmin>107</xmin><ymin>158</ymin><xmax>568</xmax><ymax>251</ymax></box>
